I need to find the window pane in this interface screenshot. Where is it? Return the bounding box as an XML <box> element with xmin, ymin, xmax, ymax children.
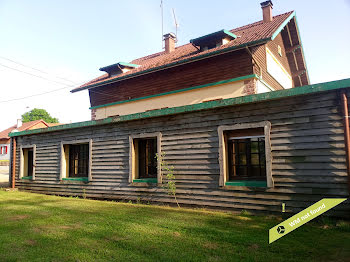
<box><xmin>238</xmin><ymin>142</ymin><xmax>246</xmax><ymax>153</ymax></box>
<box><xmin>238</xmin><ymin>154</ymin><xmax>247</xmax><ymax>165</ymax></box>
<box><xmin>250</xmin><ymin>166</ymin><xmax>261</xmax><ymax>177</ymax></box>
<box><xmin>251</xmin><ymin>141</ymin><xmax>259</xmax><ymax>153</ymax></box>
<box><xmin>69</xmin><ymin>144</ymin><xmax>89</xmax><ymax>178</ymax></box>
<box><xmin>237</xmin><ymin>166</ymin><xmax>247</xmax><ymax>177</ymax></box>
<box><xmin>251</xmin><ymin>154</ymin><xmax>259</xmax><ymax>165</ymax></box>
<box><xmin>137</xmin><ymin>138</ymin><xmax>157</xmax><ymax>179</ymax></box>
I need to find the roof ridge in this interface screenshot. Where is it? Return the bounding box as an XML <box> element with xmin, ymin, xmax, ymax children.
<box><xmin>232</xmin><ymin>10</ymin><xmax>294</xmax><ymax>32</ymax></box>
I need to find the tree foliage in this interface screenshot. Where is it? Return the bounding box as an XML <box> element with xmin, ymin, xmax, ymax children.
<box><xmin>21</xmin><ymin>108</ymin><xmax>59</xmax><ymax>123</ymax></box>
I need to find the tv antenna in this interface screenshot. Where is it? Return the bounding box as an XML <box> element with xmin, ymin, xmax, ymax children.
<box><xmin>172</xmin><ymin>8</ymin><xmax>179</xmax><ymax>43</ymax></box>
<box><xmin>160</xmin><ymin>0</ymin><xmax>164</xmax><ymax>49</ymax></box>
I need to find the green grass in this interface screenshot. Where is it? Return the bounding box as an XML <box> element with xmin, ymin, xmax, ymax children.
<box><xmin>0</xmin><ymin>190</ymin><xmax>349</xmax><ymax>262</ymax></box>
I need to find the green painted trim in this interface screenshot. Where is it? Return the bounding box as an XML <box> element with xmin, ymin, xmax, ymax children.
<box><xmin>294</xmin><ymin>14</ymin><xmax>310</xmax><ymax>84</ymax></box>
<box><xmin>118</xmin><ymin>62</ymin><xmax>140</xmax><ymax>68</ymax></box>
<box><xmin>223</xmin><ymin>30</ymin><xmax>237</xmax><ymax>39</ymax></box>
<box><xmin>62</xmin><ymin>177</ymin><xmax>89</xmax><ymax>181</ymax></box>
<box><xmin>90</xmin><ymin>74</ymin><xmax>258</xmax><ymax>110</ymax></box>
<box><xmin>9</xmin><ymin>78</ymin><xmax>350</xmax><ymax>137</ymax></box>
<box><xmin>133</xmin><ymin>178</ymin><xmax>157</xmax><ymax>183</ymax></box>
<box><xmin>190</xmin><ymin>29</ymin><xmax>237</xmax><ymax>45</ymax></box>
<box><xmin>21</xmin><ymin>176</ymin><xmax>33</xmax><ymax>180</ymax></box>
<box><xmin>271</xmin><ymin>11</ymin><xmax>296</xmax><ymax>40</ymax></box>
<box><xmin>71</xmin><ymin>38</ymin><xmax>269</xmax><ymax>93</ymax></box>
<box><xmin>100</xmin><ymin>62</ymin><xmax>140</xmax><ymax>72</ymax></box>
<box><xmin>225</xmin><ymin>181</ymin><xmax>267</xmax><ymax>187</ymax></box>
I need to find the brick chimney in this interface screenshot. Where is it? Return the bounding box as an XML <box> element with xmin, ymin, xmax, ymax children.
<box><xmin>261</xmin><ymin>1</ymin><xmax>273</xmax><ymax>23</ymax></box>
<box><xmin>17</xmin><ymin>119</ymin><xmax>22</xmax><ymax>128</ymax></box>
<box><xmin>163</xmin><ymin>33</ymin><xmax>176</xmax><ymax>53</ymax></box>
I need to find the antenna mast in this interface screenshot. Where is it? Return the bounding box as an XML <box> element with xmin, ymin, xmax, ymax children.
<box><xmin>172</xmin><ymin>8</ymin><xmax>179</xmax><ymax>43</ymax></box>
<box><xmin>161</xmin><ymin>0</ymin><xmax>164</xmax><ymax>49</ymax></box>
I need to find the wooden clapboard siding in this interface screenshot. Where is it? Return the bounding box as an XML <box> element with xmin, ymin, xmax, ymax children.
<box><xmin>13</xmin><ymin>88</ymin><xmax>350</xmax><ymax>217</ymax></box>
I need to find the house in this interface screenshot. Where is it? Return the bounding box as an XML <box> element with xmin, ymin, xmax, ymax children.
<box><xmin>8</xmin><ymin>2</ymin><xmax>350</xmax><ymax>217</ymax></box>
<box><xmin>0</xmin><ymin>119</ymin><xmax>53</xmax><ymax>163</ymax></box>
<box><xmin>72</xmin><ymin>1</ymin><xmax>309</xmax><ymax>120</ymax></box>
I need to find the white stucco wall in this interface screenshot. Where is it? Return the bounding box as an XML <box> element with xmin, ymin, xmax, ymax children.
<box><xmin>0</xmin><ymin>143</ymin><xmax>10</xmax><ymax>161</ymax></box>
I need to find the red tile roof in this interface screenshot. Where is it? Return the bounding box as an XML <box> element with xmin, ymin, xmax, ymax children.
<box><xmin>0</xmin><ymin>120</ymin><xmax>51</xmax><ymax>140</ymax></box>
<box><xmin>72</xmin><ymin>11</ymin><xmax>294</xmax><ymax>92</ymax></box>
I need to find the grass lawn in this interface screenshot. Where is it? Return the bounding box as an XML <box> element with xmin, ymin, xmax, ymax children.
<box><xmin>0</xmin><ymin>190</ymin><xmax>349</xmax><ymax>262</ymax></box>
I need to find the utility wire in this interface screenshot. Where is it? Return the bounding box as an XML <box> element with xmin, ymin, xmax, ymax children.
<box><xmin>0</xmin><ymin>63</ymin><xmax>90</xmax><ymax>103</ymax></box>
<box><xmin>0</xmin><ymin>63</ymin><xmax>78</xmax><ymax>87</ymax></box>
<box><xmin>0</xmin><ymin>58</ymin><xmax>124</xmax><ymax>104</ymax></box>
<box><xmin>0</xmin><ymin>56</ymin><xmax>78</xmax><ymax>84</ymax></box>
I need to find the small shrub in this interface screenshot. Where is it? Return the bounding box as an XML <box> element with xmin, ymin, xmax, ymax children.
<box><xmin>156</xmin><ymin>152</ymin><xmax>180</xmax><ymax>208</ymax></box>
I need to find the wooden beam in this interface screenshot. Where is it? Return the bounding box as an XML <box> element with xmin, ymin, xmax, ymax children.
<box><xmin>286</xmin><ymin>45</ymin><xmax>301</xmax><ymax>54</ymax></box>
<box><xmin>292</xmin><ymin>70</ymin><xmax>306</xmax><ymax>78</ymax></box>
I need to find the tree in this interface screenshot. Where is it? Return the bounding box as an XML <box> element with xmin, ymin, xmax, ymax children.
<box><xmin>22</xmin><ymin>108</ymin><xmax>59</xmax><ymax>123</ymax></box>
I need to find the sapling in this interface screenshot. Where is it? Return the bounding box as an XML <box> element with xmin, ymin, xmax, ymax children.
<box><xmin>156</xmin><ymin>152</ymin><xmax>180</xmax><ymax>208</ymax></box>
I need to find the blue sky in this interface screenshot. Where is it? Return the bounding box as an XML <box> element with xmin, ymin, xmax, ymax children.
<box><xmin>0</xmin><ymin>0</ymin><xmax>349</xmax><ymax>130</ymax></box>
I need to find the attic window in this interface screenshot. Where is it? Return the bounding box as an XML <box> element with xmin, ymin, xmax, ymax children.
<box><xmin>190</xmin><ymin>30</ymin><xmax>237</xmax><ymax>52</ymax></box>
<box><xmin>99</xmin><ymin>62</ymin><xmax>140</xmax><ymax>77</ymax></box>
<box><xmin>278</xmin><ymin>45</ymin><xmax>282</xmax><ymax>57</ymax></box>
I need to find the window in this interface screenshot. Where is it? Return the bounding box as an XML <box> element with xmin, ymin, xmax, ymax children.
<box><xmin>69</xmin><ymin>144</ymin><xmax>89</xmax><ymax>178</ymax></box>
<box><xmin>137</xmin><ymin>138</ymin><xmax>157</xmax><ymax>179</ymax></box>
<box><xmin>20</xmin><ymin>145</ymin><xmax>36</xmax><ymax>180</ymax></box>
<box><xmin>129</xmin><ymin>132</ymin><xmax>162</xmax><ymax>183</ymax></box>
<box><xmin>227</xmin><ymin>129</ymin><xmax>266</xmax><ymax>181</ymax></box>
<box><xmin>218</xmin><ymin>122</ymin><xmax>273</xmax><ymax>187</ymax></box>
<box><xmin>60</xmin><ymin>140</ymin><xmax>92</xmax><ymax>181</ymax></box>
<box><xmin>0</xmin><ymin>146</ymin><xmax>6</xmax><ymax>154</ymax></box>
<box><xmin>278</xmin><ymin>45</ymin><xmax>282</xmax><ymax>57</ymax></box>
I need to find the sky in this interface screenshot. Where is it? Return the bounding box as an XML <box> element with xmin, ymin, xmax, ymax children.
<box><xmin>0</xmin><ymin>0</ymin><xmax>349</xmax><ymax>131</ymax></box>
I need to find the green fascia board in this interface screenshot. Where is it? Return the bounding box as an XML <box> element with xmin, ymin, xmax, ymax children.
<box><xmin>71</xmin><ymin>38</ymin><xmax>269</xmax><ymax>93</ymax></box>
<box><xmin>133</xmin><ymin>178</ymin><xmax>157</xmax><ymax>183</ymax></box>
<box><xmin>118</xmin><ymin>62</ymin><xmax>140</xmax><ymax>68</ymax></box>
<box><xmin>100</xmin><ymin>62</ymin><xmax>139</xmax><ymax>72</ymax></box>
<box><xmin>294</xmin><ymin>14</ymin><xmax>310</xmax><ymax>84</ymax></box>
<box><xmin>21</xmin><ymin>176</ymin><xmax>33</xmax><ymax>180</ymax></box>
<box><xmin>225</xmin><ymin>181</ymin><xmax>267</xmax><ymax>187</ymax></box>
<box><xmin>190</xmin><ymin>29</ymin><xmax>237</xmax><ymax>45</ymax></box>
<box><xmin>223</xmin><ymin>30</ymin><xmax>237</xmax><ymax>39</ymax></box>
<box><xmin>90</xmin><ymin>74</ymin><xmax>258</xmax><ymax>110</ymax></box>
<box><xmin>62</xmin><ymin>177</ymin><xmax>89</xmax><ymax>181</ymax></box>
<box><xmin>10</xmin><ymin>78</ymin><xmax>350</xmax><ymax>138</ymax></box>
<box><xmin>271</xmin><ymin>11</ymin><xmax>296</xmax><ymax>40</ymax></box>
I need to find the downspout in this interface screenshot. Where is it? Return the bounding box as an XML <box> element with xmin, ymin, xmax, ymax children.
<box><xmin>11</xmin><ymin>137</ymin><xmax>16</xmax><ymax>189</ymax></box>
<box><xmin>341</xmin><ymin>89</ymin><xmax>350</xmax><ymax>194</ymax></box>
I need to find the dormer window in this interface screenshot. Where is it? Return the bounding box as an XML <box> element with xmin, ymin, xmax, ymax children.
<box><xmin>99</xmin><ymin>62</ymin><xmax>140</xmax><ymax>77</ymax></box>
<box><xmin>190</xmin><ymin>29</ymin><xmax>237</xmax><ymax>52</ymax></box>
